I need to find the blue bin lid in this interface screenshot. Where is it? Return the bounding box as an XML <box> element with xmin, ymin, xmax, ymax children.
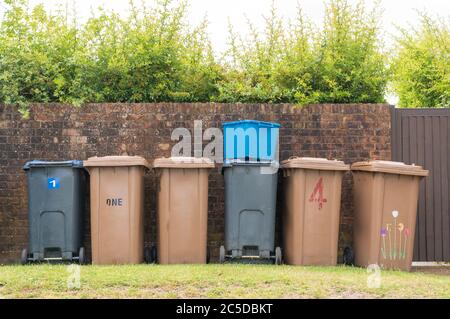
<box><xmin>222</xmin><ymin>120</ymin><xmax>280</xmax><ymax>128</ymax></box>
<box><xmin>23</xmin><ymin>160</ymin><xmax>84</xmax><ymax>170</ymax></box>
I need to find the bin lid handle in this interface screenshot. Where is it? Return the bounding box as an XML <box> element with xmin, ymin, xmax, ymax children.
<box><xmin>23</xmin><ymin>160</ymin><xmax>83</xmax><ymax>170</ymax></box>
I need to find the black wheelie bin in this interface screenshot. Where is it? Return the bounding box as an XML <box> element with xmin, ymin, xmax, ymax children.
<box><xmin>21</xmin><ymin>160</ymin><xmax>87</xmax><ymax>264</ymax></box>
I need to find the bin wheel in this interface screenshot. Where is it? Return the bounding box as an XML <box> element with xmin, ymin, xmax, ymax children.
<box><xmin>219</xmin><ymin>245</ymin><xmax>226</xmax><ymax>263</ymax></box>
<box><xmin>144</xmin><ymin>247</ymin><xmax>151</xmax><ymax>263</ymax></box>
<box><xmin>21</xmin><ymin>248</ymin><xmax>28</xmax><ymax>265</ymax></box>
<box><xmin>151</xmin><ymin>245</ymin><xmax>157</xmax><ymax>264</ymax></box>
<box><xmin>343</xmin><ymin>246</ymin><xmax>355</xmax><ymax>266</ymax></box>
<box><xmin>78</xmin><ymin>247</ymin><xmax>85</xmax><ymax>265</ymax></box>
<box><xmin>145</xmin><ymin>245</ymin><xmax>157</xmax><ymax>263</ymax></box>
<box><xmin>275</xmin><ymin>247</ymin><xmax>282</xmax><ymax>265</ymax></box>
<box><xmin>144</xmin><ymin>246</ymin><xmax>157</xmax><ymax>263</ymax></box>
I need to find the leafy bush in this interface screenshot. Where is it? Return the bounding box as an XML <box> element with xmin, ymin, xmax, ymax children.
<box><xmin>0</xmin><ymin>0</ymin><xmax>81</xmax><ymax>115</ymax></box>
<box><xmin>0</xmin><ymin>0</ymin><xmax>221</xmax><ymax>114</ymax></box>
<box><xmin>217</xmin><ymin>0</ymin><xmax>389</xmax><ymax>104</ymax></box>
<box><xmin>311</xmin><ymin>0</ymin><xmax>388</xmax><ymax>103</ymax></box>
<box><xmin>391</xmin><ymin>14</ymin><xmax>450</xmax><ymax>108</ymax></box>
<box><xmin>9</xmin><ymin>0</ymin><xmax>449</xmax><ymax>110</ymax></box>
<box><xmin>214</xmin><ymin>6</ymin><xmax>315</xmax><ymax>103</ymax></box>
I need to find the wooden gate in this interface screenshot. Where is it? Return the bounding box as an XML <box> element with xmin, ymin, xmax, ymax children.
<box><xmin>392</xmin><ymin>108</ymin><xmax>450</xmax><ymax>262</ymax></box>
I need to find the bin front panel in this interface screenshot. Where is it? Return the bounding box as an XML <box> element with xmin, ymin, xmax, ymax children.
<box><xmin>157</xmin><ymin>168</ymin><xmax>209</xmax><ymax>264</ymax></box>
<box><xmin>39</xmin><ymin>212</ymin><xmax>65</xmax><ymax>253</ymax></box>
<box><xmin>283</xmin><ymin>169</ymin><xmax>343</xmax><ymax>265</ymax></box>
<box><xmin>27</xmin><ymin>166</ymin><xmax>84</xmax><ymax>256</ymax></box>
<box><xmin>224</xmin><ymin>164</ymin><xmax>278</xmax><ymax>254</ymax></box>
<box><xmin>353</xmin><ymin>171</ymin><xmax>422</xmax><ymax>271</ymax></box>
<box><xmin>90</xmin><ymin>166</ymin><xmax>144</xmax><ymax>264</ymax></box>
<box><xmin>238</xmin><ymin>210</ymin><xmax>264</xmax><ymax>249</ymax></box>
<box><xmin>378</xmin><ymin>174</ymin><xmax>420</xmax><ymax>270</ymax></box>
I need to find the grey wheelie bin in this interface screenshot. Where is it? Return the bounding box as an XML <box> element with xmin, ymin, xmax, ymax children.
<box><xmin>21</xmin><ymin>160</ymin><xmax>87</xmax><ymax>264</ymax></box>
<box><xmin>220</xmin><ymin>160</ymin><xmax>281</xmax><ymax>264</ymax></box>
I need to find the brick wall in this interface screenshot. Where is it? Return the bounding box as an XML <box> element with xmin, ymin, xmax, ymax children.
<box><xmin>0</xmin><ymin>103</ymin><xmax>392</xmax><ymax>264</ymax></box>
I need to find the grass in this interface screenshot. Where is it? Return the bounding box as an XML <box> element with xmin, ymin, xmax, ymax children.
<box><xmin>0</xmin><ymin>264</ymin><xmax>448</xmax><ymax>299</ymax></box>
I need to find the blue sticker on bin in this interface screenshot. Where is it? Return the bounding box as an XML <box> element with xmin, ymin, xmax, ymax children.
<box><xmin>48</xmin><ymin>178</ymin><xmax>60</xmax><ymax>189</ymax></box>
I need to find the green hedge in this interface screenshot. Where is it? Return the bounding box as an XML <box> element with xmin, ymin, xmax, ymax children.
<box><xmin>391</xmin><ymin>14</ymin><xmax>450</xmax><ymax>108</ymax></box>
<box><xmin>0</xmin><ymin>0</ymin><xmax>221</xmax><ymax>116</ymax></box>
<box><xmin>0</xmin><ymin>0</ymin><xmax>448</xmax><ymax>112</ymax></box>
<box><xmin>217</xmin><ymin>0</ymin><xmax>389</xmax><ymax>104</ymax></box>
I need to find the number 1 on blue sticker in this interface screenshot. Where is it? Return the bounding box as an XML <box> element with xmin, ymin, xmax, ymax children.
<box><xmin>48</xmin><ymin>178</ymin><xmax>60</xmax><ymax>189</ymax></box>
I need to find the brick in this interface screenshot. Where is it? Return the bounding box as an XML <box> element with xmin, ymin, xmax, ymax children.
<box><xmin>0</xmin><ymin>103</ymin><xmax>392</xmax><ymax>263</ymax></box>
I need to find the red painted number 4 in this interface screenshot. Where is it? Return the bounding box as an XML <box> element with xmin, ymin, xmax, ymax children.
<box><xmin>309</xmin><ymin>177</ymin><xmax>327</xmax><ymax>210</ymax></box>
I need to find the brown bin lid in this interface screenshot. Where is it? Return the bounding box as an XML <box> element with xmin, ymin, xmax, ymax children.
<box><xmin>351</xmin><ymin>160</ymin><xmax>428</xmax><ymax>176</ymax></box>
<box><xmin>281</xmin><ymin>157</ymin><xmax>349</xmax><ymax>171</ymax></box>
<box><xmin>153</xmin><ymin>157</ymin><xmax>215</xmax><ymax>169</ymax></box>
<box><xmin>84</xmin><ymin>156</ymin><xmax>150</xmax><ymax>168</ymax></box>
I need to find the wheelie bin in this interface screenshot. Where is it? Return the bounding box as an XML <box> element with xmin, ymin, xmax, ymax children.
<box><xmin>21</xmin><ymin>160</ymin><xmax>86</xmax><ymax>264</ymax></box>
<box><xmin>84</xmin><ymin>156</ymin><xmax>150</xmax><ymax>264</ymax></box>
<box><xmin>281</xmin><ymin>157</ymin><xmax>349</xmax><ymax>265</ymax></box>
<box><xmin>351</xmin><ymin>160</ymin><xmax>428</xmax><ymax>271</ymax></box>
<box><xmin>220</xmin><ymin>160</ymin><xmax>281</xmax><ymax>264</ymax></box>
<box><xmin>153</xmin><ymin>157</ymin><xmax>214</xmax><ymax>264</ymax></box>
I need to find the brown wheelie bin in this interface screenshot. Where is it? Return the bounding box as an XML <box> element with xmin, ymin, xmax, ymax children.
<box><xmin>281</xmin><ymin>157</ymin><xmax>349</xmax><ymax>265</ymax></box>
<box><xmin>351</xmin><ymin>161</ymin><xmax>428</xmax><ymax>271</ymax></box>
<box><xmin>84</xmin><ymin>156</ymin><xmax>150</xmax><ymax>264</ymax></box>
<box><xmin>154</xmin><ymin>157</ymin><xmax>214</xmax><ymax>264</ymax></box>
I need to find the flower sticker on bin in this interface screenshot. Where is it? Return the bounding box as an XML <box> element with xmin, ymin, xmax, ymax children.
<box><xmin>380</xmin><ymin>210</ymin><xmax>410</xmax><ymax>260</ymax></box>
<box><xmin>47</xmin><ymin>177</ymin><xmax>60</xmax><ymax>189</ymax></box>
<box><xmin>380</xmin><ymin>227</ymin><xmax>388</xmax><ymax>259</ymax></box>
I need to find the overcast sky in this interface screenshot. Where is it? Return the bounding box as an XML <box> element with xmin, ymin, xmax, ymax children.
<box><xmin>1</xmin><ymin>0</ymin><xmax>449</xmax><ymax>104</ymax></box>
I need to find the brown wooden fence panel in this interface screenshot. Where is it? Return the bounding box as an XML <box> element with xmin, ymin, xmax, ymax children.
<box><xmin>392</xmin><ymin>108</ymin><xmax>450</xmax><ymax>262</ymax></box>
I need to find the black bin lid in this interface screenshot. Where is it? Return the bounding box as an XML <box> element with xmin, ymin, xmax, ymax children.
<box><xmin>23</xmin><ymin>160</ymin><xmax>83</xmax><ymax>170</ymax></box>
